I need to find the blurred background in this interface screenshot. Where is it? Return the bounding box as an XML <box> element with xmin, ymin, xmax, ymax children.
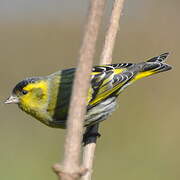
<box><xmin>0</xmin><ymin>0</ymin><xmax>179</xmax><ymax>179</ymax></box>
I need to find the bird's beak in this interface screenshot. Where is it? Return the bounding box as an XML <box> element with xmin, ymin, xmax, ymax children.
<box><xmin>4</xmin><ymin>95</ymin><xmax>19</xmax><ymax>104</ymax></box>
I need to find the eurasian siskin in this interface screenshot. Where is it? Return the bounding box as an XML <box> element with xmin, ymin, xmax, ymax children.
<box><xmin>5</xmin><ymin>53</ymin><xmax>172</xmax><ymax>128</ymax></box>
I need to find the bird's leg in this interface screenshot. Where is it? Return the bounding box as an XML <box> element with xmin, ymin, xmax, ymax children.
<box><xmin>83</xmin><ymin>123</ymin><xmax>101</xmax><ymax>145</ymax></box>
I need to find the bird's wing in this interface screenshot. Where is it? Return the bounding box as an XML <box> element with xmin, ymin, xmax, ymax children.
<box><xmin>88</xmin><ymin>64</ymin><xmax>135</xmax><ymax>108</ymax></box>
<box><xmin>50</xmin><ymin>64</ymin><xmax>135</xmax><ymax>115</ymax></box>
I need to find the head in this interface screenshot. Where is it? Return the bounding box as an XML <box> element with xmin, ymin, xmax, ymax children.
<box><xmin>5</xmin><ymin>77</ymin><xmax>48</xmax><ymax>113</ymax></box>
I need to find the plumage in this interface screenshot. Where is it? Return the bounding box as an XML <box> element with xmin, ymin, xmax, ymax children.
<box><xmin>5</xmin><ymin>53</ymin><xmax>172</xmax><ymax>128</ymax></box>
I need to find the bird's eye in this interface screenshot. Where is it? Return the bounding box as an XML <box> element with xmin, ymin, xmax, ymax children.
<box><xmin>22</xmin><ymin>90</ymin><xmax>28</xmax><ymax>95</ymax></box>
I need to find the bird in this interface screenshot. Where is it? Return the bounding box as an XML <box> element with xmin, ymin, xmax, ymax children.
<box><xmin>5</xmin><ymin>53</ymin><xmax>172</xmax><ymax>128</ymax></box>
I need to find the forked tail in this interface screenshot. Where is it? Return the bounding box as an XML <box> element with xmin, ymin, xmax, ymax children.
<box><xmin>132</xmin><ymin>53</ymin><xmax>172</xmax><ymax>81</ymax></box>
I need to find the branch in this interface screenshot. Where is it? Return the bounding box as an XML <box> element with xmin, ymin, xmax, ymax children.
<box><xmin>53</xmin><ymin>0</ymin><xmax>105</xmax><ymax>179</ymax></box>
<box><xmin>100</xmin><ymin>0</ymin><xmax>125</xmax><ymax>64</ymax></box>
<box><xmin>81</xmin><ymin>0</ymin><xmax>125</xmax><ymax>180</ymax></box>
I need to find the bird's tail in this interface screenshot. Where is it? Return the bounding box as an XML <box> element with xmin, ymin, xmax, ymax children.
<box><xmin>132</xmin><ymin>52</ymin><xmax>172</xmax><ymax>81</ymax></box>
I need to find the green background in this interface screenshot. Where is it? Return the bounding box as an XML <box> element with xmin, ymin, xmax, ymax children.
<box><xmin>0</xmin><ymin>0</ymin><xmax>179</xmax><ymax>179</ymax></box>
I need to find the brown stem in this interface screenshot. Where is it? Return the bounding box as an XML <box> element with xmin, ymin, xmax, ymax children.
<box><xmin>81</xmin><ymin>124</ymin><xmax>100</xmax><ymax>180</ymax></box>
<box><xmin>53</xmin><ymin>0</ymin><xmax>105</xmax><ymax>179</ymax></box>
<box><xmin>100</xmin><ymin>0</ymin><xmax>125</xmax><ymax>64</ymax></box>
<box><xmin>81</xmin><ymin>0</ymin><xmax>125</xmax><ymax>180</ymax></box>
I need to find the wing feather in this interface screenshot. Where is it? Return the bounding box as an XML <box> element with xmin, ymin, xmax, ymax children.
<box><xmin>89</xmin><ymin>65</ymin><xmax>135</xmax><ymax>108</ymax></box>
